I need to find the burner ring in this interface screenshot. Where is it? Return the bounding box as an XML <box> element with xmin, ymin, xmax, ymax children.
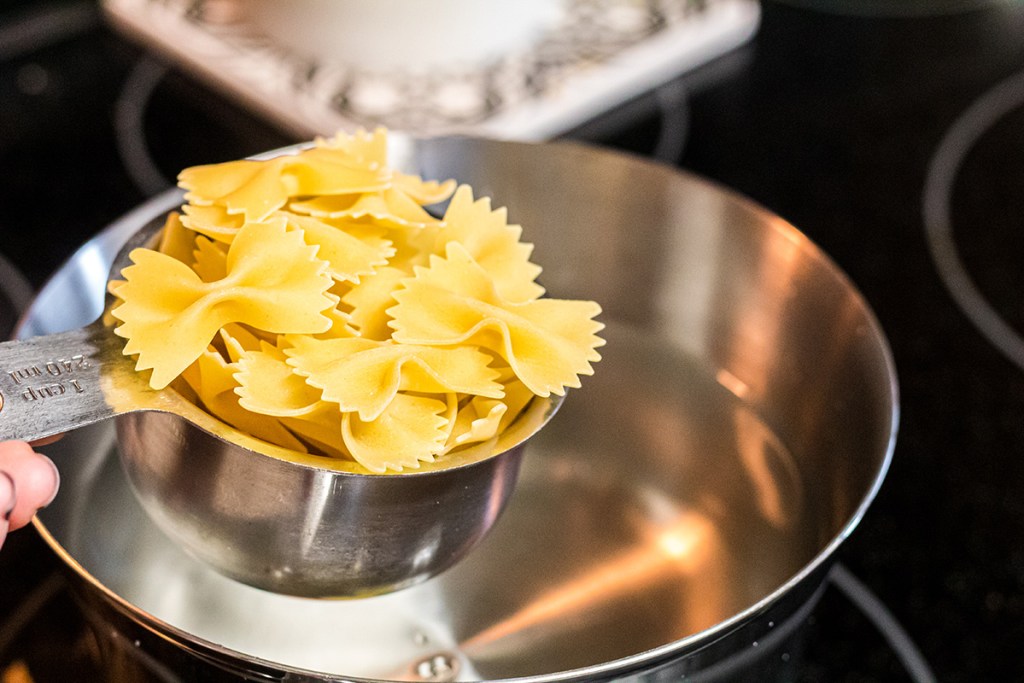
<box><xmin>923</xmin><ymin>67</ymin><xmax>1024</xmax><ymax>371</ymax></box>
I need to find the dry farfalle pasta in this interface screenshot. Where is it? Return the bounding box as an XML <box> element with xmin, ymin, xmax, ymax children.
<box><xmin>111</xmin><ymin>128</ymin><xmax>604</xmax><ymax>473</ymax></box>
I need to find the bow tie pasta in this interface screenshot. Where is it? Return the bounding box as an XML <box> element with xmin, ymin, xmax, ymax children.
<box><xmin>110</xmin><ymin>128</ymin><xmax>604</xmax><ymax>473</ymax></box>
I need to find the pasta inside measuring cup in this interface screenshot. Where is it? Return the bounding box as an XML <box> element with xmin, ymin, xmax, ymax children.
<box><xmin>108</xmin><ymin>129</ymin><xmax>604</xmax><ymax>473</ymax></box>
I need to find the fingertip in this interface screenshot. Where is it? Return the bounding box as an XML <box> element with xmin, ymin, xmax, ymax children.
<box><xmin>38</xmin><ymin>455</ymin><xmax>60</xmax><ymax>507</ymax></box>
<box><xmin>0</xmin><ymin>470</ymin><xmax>10</xmax><ymax>552</ymax></box>
<box><xmin>0</xmin><ymin>470</ymin><xmax>14</xmax><ymax>518</ymax></box>
<box><xmin>0</xmin><ymin>446</ymin><xmax>60</xmax><ymax>530</ymax></box>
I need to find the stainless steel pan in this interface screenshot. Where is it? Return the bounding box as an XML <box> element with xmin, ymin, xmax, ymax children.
<box><xmin>24</xmin><ymin>137</ymin><xmax>897</xmax><ymax>681</ymax></box>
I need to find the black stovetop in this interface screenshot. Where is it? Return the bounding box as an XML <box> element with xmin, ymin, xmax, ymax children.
<box><xmin>2</xmin><ymin>2</ymin><xmax>1024</xmax><ymax>681</ymax></box>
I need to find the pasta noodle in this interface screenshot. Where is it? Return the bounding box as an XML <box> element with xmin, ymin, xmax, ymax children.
<box><xmin>436</xmin><ymin>185</ymin><xmax>543</xmax><ymax>303</ymax></box>
<box><xmin>283</xmin><ymin>335</ymin><xmax>504</xmax><ymax>422</ymax></box>
<box><xmin>388</xmin><ymin>242</ymin><xmax>603</xmax><ymax>398</ymax></box>
<box><xmin>111</xmin><ymin>128</ymin><xmax>604</xmax><ymax>473</ymax></box>
<box><xmin>113</xmin><ymin>218</ymin><xmax>335</xmax><ymax>390</ymax></box>
<box><xmin>290</xmin><ymin>188</ymin><xmax>444</xmax><ymax>230</ymax></box>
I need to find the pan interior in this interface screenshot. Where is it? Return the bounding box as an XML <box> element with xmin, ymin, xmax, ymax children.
<box><xmin>41</xmin><ymin>322</ymin><xmax>817</xmax><ymax>680</ymax></box>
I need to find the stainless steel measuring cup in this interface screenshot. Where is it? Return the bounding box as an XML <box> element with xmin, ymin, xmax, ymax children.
<box><xmin>0</xmin><ymin>212</ymin><xmax>561</xmax><ymax>598</ymax></box>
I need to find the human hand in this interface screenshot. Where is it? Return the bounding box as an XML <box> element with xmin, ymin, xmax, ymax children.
<box><xmin>0</xmin><ymin>441</ymin><xmax>60</xmax><ymax>550</ymax></box>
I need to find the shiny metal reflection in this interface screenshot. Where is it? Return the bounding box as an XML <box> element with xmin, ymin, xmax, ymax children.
<box><xmin>27</xmin><ymin>137</ymin><xmax>897</xmax><ymax>681</ymax></box>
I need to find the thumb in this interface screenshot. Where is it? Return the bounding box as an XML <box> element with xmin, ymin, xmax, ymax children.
<box><xmin>0</xmin><ymin>443</ymin><xmax>60</xmax><ymax>531</ymax></box>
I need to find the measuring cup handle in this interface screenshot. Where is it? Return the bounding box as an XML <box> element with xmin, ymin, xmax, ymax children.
<box><xmin>0</xmin><ymin>321</ymin><xmax>129</xmax><ymax>443</ymax></box>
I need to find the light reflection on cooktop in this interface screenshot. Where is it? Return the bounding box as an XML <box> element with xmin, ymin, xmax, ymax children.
<box><xmin>924</xmin><ymin>67</ymin><xmax>1024</xmax><ymax>370</ymax></box>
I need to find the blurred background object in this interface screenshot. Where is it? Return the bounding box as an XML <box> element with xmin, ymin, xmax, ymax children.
<box><xmin>102</xmin><ymin>0</ymin><xmax>760</xmax><ymax>138</ymax></box>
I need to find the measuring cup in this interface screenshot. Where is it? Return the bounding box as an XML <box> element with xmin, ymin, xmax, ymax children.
<box><xmin>0</xmin><ymin>214</ymin><xmax>560</xmax><ymax>598</ymax></box>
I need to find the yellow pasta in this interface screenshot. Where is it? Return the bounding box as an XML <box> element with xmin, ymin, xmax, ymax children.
<box><xmin>112</xmin><ymin>219</ymin><xmax>335</xmax><ymax>389</ymax></box>
<box><xmin>392</xmin><ymin>172</ymin><xmax>457</xmax><ymax>205</ymax></box>
<box><xmin>290</xmin><ymin>188</ymin><xmax>444</xmax><ymax>230</ymax></box>
<box><xmin>444</xmin><ymin>396</ymin><xmax>507</xmax><ymax>452</ymax></box>
<box><xmin>157</xmin><ymin>212</ymin><xmax>197</xmax><ymax>265</ymax></box>
<box><xmin>235</xmin><ymin>342</ymin><xmax>323</xmax><ymax>417</ymax></box>
<box><xmin>341</xmin><ymin>266</ymin><xmax>408</xmax><ymax>340</ymax></box>
<box><xmin>282</xmin><ymin>213</ymin><xmax>394</xmax><ymax>283</ymax></box>
<box><xmin>180</xmin><ymin>157</ymin><xmax>292</xmax><ymax>223</ymax></box>
<box><xmin>283</xmin><ymin>335</ymin><xmax>503</xmax><ymax>421</ymax></box>
<box><xmin>436</xmin><ymin>185</ymin><xmax>543</xmax><ymax>303</ymax></box>
<box><xmin>314</xmin><ymin>128</ymin><xmax>389</xmax><ymax>168</ymax></box>
<box><xmin>112</xmin><ymin>128</ymin><xmax>603</xmax><ymax>473</ymax></box>
<box><xmin>388</xmin><ymin>242</ymin><xmax>603</xmax><ymax>397</ymax></box>
<box><xmin>281</xmin><ymin>405</ymin><xmax>349</xmax><ymax>460</ymax></box>
<box><xmin>192</xmin><ymin>236</ymin><xmax>228</xmax><ymax>282</ymax></box>
<box><xmin>495</xmin><ymin>373</ymin><xmax>538</xmax><ymax>433</ymax></box>
<box><xmin>180</xmin><ymin>204</ymin><xmax>244</xmax><ymax>244</ymax></box>
<box><xmin>218</xmin><ymin>324</ymin><xmax>262</xmax><ymax>362</ymax></box>
<box><xmin>181</xmin><ymin>347</ymin><xmax>308</xmax><ymax>452</ymax></box>
<box><xmin>342</xmin><ymin>393</ymin><xmax>455</xmax><ymax>473</ymax></box>
<box><xmin>179</xmin><ymin>140</ymin><xmax>393</xmax><ymax>223</ymax></box>
<box><xmin>311</xmin><ymin>298</ymin><xmax>361</xmax><ymax>340</ymax></box>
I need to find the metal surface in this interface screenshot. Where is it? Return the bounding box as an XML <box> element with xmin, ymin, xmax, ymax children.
<box><xmin>115</xmin><ymin>404</ymin><xmax>549</xmax><ymax>599</ymax></box>
<box><xmin>26</xmin><ymin>138</ymin><xmax>897</xmax><ymax>681</ymax></box>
